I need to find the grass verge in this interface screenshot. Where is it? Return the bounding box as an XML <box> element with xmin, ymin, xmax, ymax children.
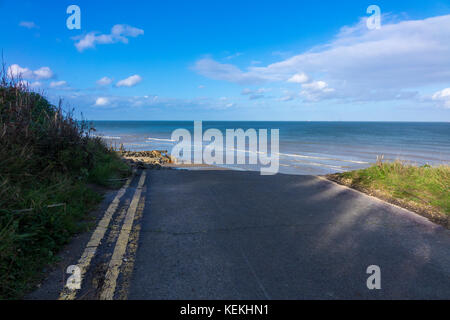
<box><xmin>0</xmin><ymin>67</ymin><xmax>130</xmax><ymax>299</ymax></box>
<box><xmin>327</xmin><ymin>161</ymin><xmax>449</xmax><ymax>228</ymax></box>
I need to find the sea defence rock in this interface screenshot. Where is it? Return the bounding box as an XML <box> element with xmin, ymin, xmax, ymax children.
<box><xmin>118</xmin><ymin>150</ymin><xmax>173</xmax><ymax>169</ymax></box>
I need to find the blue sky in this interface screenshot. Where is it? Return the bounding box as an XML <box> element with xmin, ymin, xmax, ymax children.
<box><xmin>1</xmin><ymin>0</ymin><xmax>450</xmax><ymax>121</ymax></box>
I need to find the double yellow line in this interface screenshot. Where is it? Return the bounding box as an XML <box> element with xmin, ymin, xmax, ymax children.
<box><xmin>59</xmin><ymin>170</ymin><xmax>146</xmax><ymax>300</ymax></box>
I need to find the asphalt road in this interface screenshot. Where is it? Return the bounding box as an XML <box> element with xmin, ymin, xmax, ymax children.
<box><xmin>128</xmin><ymin>169</ymin><xmax>450</xmax><ymax>299</ymax></box>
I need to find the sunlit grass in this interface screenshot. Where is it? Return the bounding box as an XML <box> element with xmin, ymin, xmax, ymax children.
<box><xmin>328</xmin><ymin>160</ymin><xmax>450</xmax><ymax>225</ymax></box>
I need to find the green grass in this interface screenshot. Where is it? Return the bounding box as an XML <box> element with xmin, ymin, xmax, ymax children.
<box><xmin>87</xmin><ymin>142</ymin><xmax>130</xmax><ymax>187</ymax></box>
<box><xmin>0</xmin><ymin>69</ymin><xmax>131</xmax><ymax>299</ymax></box>
<box><xmin>328</xmin><ymin>161</ymin><xmax>450</xmax><ymax>224</ymax></box>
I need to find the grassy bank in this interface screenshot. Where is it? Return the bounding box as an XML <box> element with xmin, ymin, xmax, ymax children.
<box><xmin>327</xmin><ymin>161</ymin><xmax>449</xmax><ymax>227</ymax></box>
<box><xmin>0</xmin><ymin>71</ymin><xmax>130</xmax><ymax>299</ymax></box>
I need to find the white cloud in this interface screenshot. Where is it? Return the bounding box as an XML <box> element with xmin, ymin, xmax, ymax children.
<box><xmin>8</xmin><ymin>64</ymin><xmax>33</xmax><ymax>78</ymax></box>
<box><xmin>279</xmin><ymin>95</ymin><xmax>295</xmax><ymax>102</ymax></box>
<box><xmin>287</xmin><ymin>73</ymin><xmax>309</xmax><ymax>84</ymax></box>
<box><xmin>29</xmin><ymin>81</ymin><xmax>42</xmax><ymax>88</ymax></box>
<box><xmin>241</xmin><ymin>88</ymin><xmax>271</xmax><ymax>100</ymax></box>
<box><xmin>74</xmin><ymin>24</ymin><xmax>144</xmax><ymax>52</ymax></box>
<box><xmin>300</xmin><ymin>81</ymin><xmax>335</xmax><ymax>102</ymax></box>
<box><xmin>33</xmin><ymin>67</ymin><xmax>54</xmax><ymax>80</ymax></box>
<box><xmin>19</xmin><ymin>21</ymin><xmax>38</xmax><ymax>29</ymax></box>
<box><xmin>116</xmin><ymin>75</ymin><xmax>142</xmax><ymax>87</ymax></box>
<box><xmin>194</xmin><ymin>14</ymin><xmax>450</xmax><ymax>102</ymax></box>
<box><xmin>95</xmin><ymin>97</ymin><xmax>110</xmax><ymax>106</ymax></box>
<box><xmin>17</xmin><ymin>80</ymin><xmax>43</xmax><ymax>89</ymax></box>
<box><xmin>7</xmin><ymin>64</ymin><xmax>54</xmax><ymax>80</ymax></box>
<box><xmin>97</xmin><ymin>76</ymin><xmax>113</xmax><ymax>86</ymax></box>
<box><xmin>241</xmin><ymin>88</ymin><xmax>270</xmax><ymax>95</ymax></box>
<box><xmin>193</xmin><ymin>58</ymin><xmax>270</xmax><ymax>84</ymax></box>
<box><xmin>193</xmin><ymin>57</ymin><xmax>304</xmax><ymax>84</ymax></box>
<box><xmin>432</xmin><ymin>88</ymin><xmax>450</xmax><ymax>108</ymax></box>
<box><xmin>262</xmin><ymin>15</ymin><xmax>450</xmax><ymax>91</ymax></box>
<box><xmin>302</xmin><ymin>81</ymin><xmax>331</xmax><ymax>91</ymax></box>
<box><xmin>60</xmin><ymin>92</ymin><xmax>236</xmax><ymax>111</ymax></box>
<box><xmin>225</xmin><ymin>52</ymin><xmax>243</xmax><ymax>60</ymax></box>
<box><xmin>249</xmin><ymin>94</ymin><xmax>265</xmax><ymax>100</ymax></box>
<box><xmin>50</xmin><ymin>81</ymin><xmax>67</xmax><ymax>88</ymax></box>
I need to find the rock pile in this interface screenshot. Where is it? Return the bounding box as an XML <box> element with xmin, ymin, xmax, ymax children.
<box><xmin>118</xmin><ymin>150</ymin><xmax>175</xmax><ymax>169</ymax></box>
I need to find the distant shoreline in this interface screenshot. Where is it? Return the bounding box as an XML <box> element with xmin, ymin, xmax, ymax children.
<box><xmin>94</xmin><ymin>121</ymin><xmax>450</xmax><ymax>176</ymax></box>
<box><xmin>88</xmin><ymin>120</ymin><xmax>450</xmax><ymax>123</ymax></box>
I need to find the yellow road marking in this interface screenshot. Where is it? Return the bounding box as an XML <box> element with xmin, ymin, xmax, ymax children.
<box><xmin>115</xmin><ymin>188</ymin><xmax>146</xmax><ymax>300</ymax></box>
<box><xmin>58</xmin><ymin>171</ymin><xmax>135</xmax><ymax>300</ymax></box>
<box><xmin>99</xmin><ymin>171</ymin><xmax>147</xmax><ymax>300</ymax></box>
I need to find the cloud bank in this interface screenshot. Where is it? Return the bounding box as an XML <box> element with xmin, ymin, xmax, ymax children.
<box><xmin>194</xmin><ymin>14</ymin><xmax>450</xmax><ymax>104</ymax></box>
<box><xmin>74</xmin><ymin>24</ymin><xmax>144</xmax><ymax>52</ymax></box>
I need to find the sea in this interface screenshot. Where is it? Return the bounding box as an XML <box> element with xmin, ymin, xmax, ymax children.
<box><xmin>91</xmin><ymin>121</ymin><xmax>450</xmax><ymax>175</ymax></box>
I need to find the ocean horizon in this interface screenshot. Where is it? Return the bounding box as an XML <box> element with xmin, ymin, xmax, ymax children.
<box><xmin>91</xmin><ymin>121</ymin><xmax>450</xmax><ymax>175</ymax></box>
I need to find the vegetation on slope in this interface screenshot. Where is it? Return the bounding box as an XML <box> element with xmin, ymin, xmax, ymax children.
<box><xmin>327</xmin><ymin>160</ymin><xmax>449</xmax><ymax>227</ymax></box>
<box><xmin>0</xmin><ymin>69</ymin><xmax>130</xmax><ymax>299</ymax></box>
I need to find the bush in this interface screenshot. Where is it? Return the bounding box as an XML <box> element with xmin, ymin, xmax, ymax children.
<box><xmin>0</xmin><ymin>66</ymin><xmax>130</xmax><ymax>299</ymax></box>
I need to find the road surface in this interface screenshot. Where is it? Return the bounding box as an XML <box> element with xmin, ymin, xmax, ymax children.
<box><xmin>29</xmin><ymin>168</ymin><xmax>450</xmax><ymax>300</ymax></box>
<box><xmin>128</xmin><ymin>169</ymin><xmax>450</xmax><ymax>299</ymax></box>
